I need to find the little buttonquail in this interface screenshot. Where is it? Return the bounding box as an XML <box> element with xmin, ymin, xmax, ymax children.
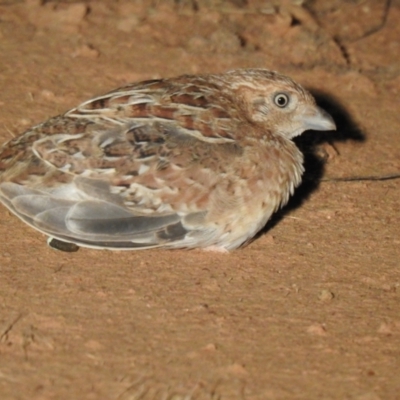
<box><xmin>0</xmin><ymin>69</ymin><xmax>336</xmax><ymax>251</ymax></box>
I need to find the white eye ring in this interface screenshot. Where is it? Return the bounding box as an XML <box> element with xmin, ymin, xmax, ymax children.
<box><xmin>274</xmin><ymin>93</ymin><xmax>290</xmax><ymax>108</ymax></box>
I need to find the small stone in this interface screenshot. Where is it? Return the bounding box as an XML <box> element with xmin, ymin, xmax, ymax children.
<box><xmin>377</xmin><ymin>322</ymin><xmax>395</xmax><ymax>335</ymax></box>
<box><xmin>263</xmin><ymin>234</ymin><xmax>275</xmax><ymax>244</ymax></box>
<box><xmin>72</xmin><ymin>44</ymin><xmax>100</xmax><ymax>59</ymax></box>
<box><xmin>318</xmin><ymin>289</ymin><xmax>334</xmax><ymax>301</ymax></box>
<box><xmin>117</xmin><ymin>16</ymin><xmax>140</xmax><ymax>33</ymax></box>
<box><xmin>203</xmin><ymin>343</ymin><xmax>217</xmax><ymax>352</ymax></box>
<box><xmin>307</xmin><ymin>323</ymin><xmax>327</xmax><ymax>336</ymax></box>
<box><xmin>227</xmin><ymin>362</ymin><xmax>248</xmax><ymax>376</ymax></box>
<box><xmin>39</xmin><ymin>90</ymin><xmax>56</xmax><ymax>100</ymax></box>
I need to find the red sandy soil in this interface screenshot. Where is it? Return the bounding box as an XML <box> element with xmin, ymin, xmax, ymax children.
<box><xmin>0</xmin><ymin>1</ymin><xmax>399</xmax><ymax>399</ymax></box>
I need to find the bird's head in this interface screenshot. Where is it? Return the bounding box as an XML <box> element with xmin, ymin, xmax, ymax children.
<box><xmin>223</xmin><ymin>69</ymin><xmax>336</xmax><ymax>139</ymax></box>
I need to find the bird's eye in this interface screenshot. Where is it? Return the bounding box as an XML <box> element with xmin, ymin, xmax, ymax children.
<box><xmin>274</xmin><ymin>93</ymin><xmax>290</xmax><ymax>108</ymax></box>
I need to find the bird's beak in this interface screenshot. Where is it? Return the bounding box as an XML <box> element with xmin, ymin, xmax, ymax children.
<box><xmin>298</xmin><ymin>106</ymin><xmax>336</xmax><ymax>132</ymax></box>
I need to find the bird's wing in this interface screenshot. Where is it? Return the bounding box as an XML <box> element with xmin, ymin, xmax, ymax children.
<box><xmin>67</xmin><ymin>77</ymin><xmax>237</xmax><ymax>143</ymax></box>
<box><xmin>0</xmin><ymin>79</ymin><xmax>245</xmax><ymax>249</ymax></box>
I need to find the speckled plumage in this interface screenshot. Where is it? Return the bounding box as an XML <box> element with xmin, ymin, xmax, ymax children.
<box><xmin>0</xmin><ymin>69</ymin><xmax>335</xmax><ymax>251</ymax></box>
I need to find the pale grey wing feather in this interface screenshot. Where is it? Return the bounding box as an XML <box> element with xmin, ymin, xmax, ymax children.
<box><xmin>0</xmin><ymin>182</ymin><xmax>43</xmax><ymax>199</ymax></box>
<box><xmin>35</xmin><ymin>208</ymin><xmax>71</xmax><ymax>234</ymax></box>
<box><xmin>12</xmin><ymin>195</ymin><xmax>76</xmax><ymax>215</ymax></box>
<box><xmin>10</xmin><ymin>194</ymin><xmax>72</xmax><ymax>234</ymax></box>
<box><xmin>65</xmin><ymin>201</ymin><xmax>181</xmax><ymax>236</ymax></box>
<box><xmin>0</xmin><ymin>181</ymin><xmax>191</xmax><ymax>248</ymax></box>
<box><xmin>0</xmin><ymin>183</ymin><xmax>41</xmax><ymax>212</ymax></box>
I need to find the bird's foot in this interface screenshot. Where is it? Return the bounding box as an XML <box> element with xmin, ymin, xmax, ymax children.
<box><xmin>47</xmin><ymin>238</ymin><xmax>80</xmax><ymax>252</ymax></box>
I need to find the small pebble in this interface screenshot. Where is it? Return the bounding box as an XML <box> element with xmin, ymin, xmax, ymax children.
<box><xmin>318</xmin><ymin>289</ymin><xmax>334</xmax><ymax>301</ymax></box>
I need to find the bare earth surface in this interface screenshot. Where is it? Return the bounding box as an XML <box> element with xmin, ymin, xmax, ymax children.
<box><xmin>0</xmin><ymin>1</ymin><xmax>400</xmax><ymax>399</ymax></box>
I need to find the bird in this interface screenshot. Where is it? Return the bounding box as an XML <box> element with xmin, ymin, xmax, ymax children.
<box><xmin>0</xmin><ymin>68</ymin><xmax>335</xmax><ymax>252</ymax></box>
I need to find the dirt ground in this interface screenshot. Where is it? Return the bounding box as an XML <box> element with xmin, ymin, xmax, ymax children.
<box><xmin>0</xmin><ymin>0</ymin><xmax>400</xmax><ymax>399</ymax></box>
